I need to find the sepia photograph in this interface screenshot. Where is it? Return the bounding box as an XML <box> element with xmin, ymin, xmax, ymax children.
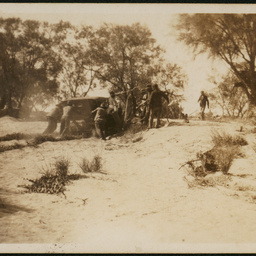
<box><xmin>1</xmin><ymin>3</ymin><xmax>256</xmax><ymax>253</ymax></box>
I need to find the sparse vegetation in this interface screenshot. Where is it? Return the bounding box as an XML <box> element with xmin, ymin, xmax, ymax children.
<box><xmin>182</xmin><ymin>131</ymin><xmax>248</xmax><ymax>188</ymax></box>
<box><xmin>79</xmin><ymin>155</ymin><xmax>103</xmax><ymax>173</ymax></box>
<box><xmin>211</xmin><ymin>130</ymin><xmax>248</xmax><ymax>147</ymax></box>
<box><xmin>22</xmin><ymin>158</ymin><xmax>83</xmax><ymax>195</ymax></box>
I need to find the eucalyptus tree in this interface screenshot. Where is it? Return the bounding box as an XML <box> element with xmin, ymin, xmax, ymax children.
<box><xmin>177</xmin><ymin>14</ymin><xmax>256</xmax><ymax>105</ymax></box>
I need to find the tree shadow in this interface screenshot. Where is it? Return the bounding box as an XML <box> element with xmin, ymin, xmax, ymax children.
<box><xmin>0</xmin><ymin>189</ymin><xmax>34</xmax><ymax>218</ymax></box>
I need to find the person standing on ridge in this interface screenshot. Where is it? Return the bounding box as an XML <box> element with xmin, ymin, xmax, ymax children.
<box><xmin>198</xmin><ymin>91</ymin><xmax>209</xmax><ymax>120</ymax></box>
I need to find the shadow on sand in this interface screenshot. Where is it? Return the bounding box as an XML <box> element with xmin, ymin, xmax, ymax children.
<box><xmin>0</xmin><ymin>189</ymin><xmax>33</xmax><ymax>218</ymax></box>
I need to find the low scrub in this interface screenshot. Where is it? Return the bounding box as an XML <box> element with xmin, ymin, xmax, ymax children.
<box><xmin>79</xmin><ymin>155</ymin><xmax>103</xmax><ymax>173</ymax></box>
<box><xmin>182</xmin><ymin>131</ymin><xmax>246</xmax><ymax>188</ymax></box>
<box><xmin>211</xmin><ymin>130</ymin><xmax>248</xmax><ymax>147</ymax></box>
<box><xmin>22</xmin><ymin>158</ymin><xmax>82</xmax><ymax>195</ymax></box>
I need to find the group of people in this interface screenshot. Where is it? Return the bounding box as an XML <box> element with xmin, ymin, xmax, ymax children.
<box><xmin>43</xmin><ymin>86</ymin><xmax>210</xmax><ymax>140</ymax></box>
<box><xmin>140</xmin><ymin>83</ymin><xmax>169</xmax><ymax>129</ymax></box>
<box><xmin>91</xmin><ymin>91</ymin><xmax>122</xmax><ymax>140</ymax></box>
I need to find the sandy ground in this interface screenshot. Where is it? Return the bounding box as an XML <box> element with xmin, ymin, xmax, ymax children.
<box><xmin>1</xmin><ymin>116</ymin><xmax>256</xmax><ymax>253</ymax></box>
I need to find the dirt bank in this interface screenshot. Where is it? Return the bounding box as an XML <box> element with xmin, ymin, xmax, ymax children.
<box><xmin>1</xmin><ymin>118</ymin><xmax>256</xmax><ymax>253</ymax></box>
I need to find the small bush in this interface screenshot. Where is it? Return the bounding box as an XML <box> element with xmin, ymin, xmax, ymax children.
<box><xmin>79</xmin><ymin>155</ymin><xmax>103</xmax><ymax>173</ymax></box>
<box><xmin>90</xmin><ymin>155</ymin><xmax>103</xmax><ymax>172</ymax></box>
<box><xmin>211</xmin><ymin>130</ymin><xmax>248</xmax><ymax>147</ymax></box>
<box><xmin>22</xmin><ymin>157</ymin><xmax>79</xmax><ymax>195</ymax></box>
<box><xmin>78</xmin><ymin>158</ymin><xmax>91</xmax><ymax>173</ymax></box>
<box><xmin>55</xmin><ymin>158</ymin><xmax>70</xmax><ymax>178</ymax></box>
<box><xmin>200</xmin><ymin>145</ymin><xmax>239</xmax><ymax>174</ymax></box>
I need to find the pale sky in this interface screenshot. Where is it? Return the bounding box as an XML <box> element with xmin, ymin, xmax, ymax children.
<box><xmin>0</xmin><ymin>3</ymin><xmax>255</xmax><ymax>113</ymax></box>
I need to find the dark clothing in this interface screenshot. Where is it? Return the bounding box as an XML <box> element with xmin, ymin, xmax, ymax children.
<box><xmin>92</xmin><ymin>107</ymin><xmax>107</xmax><ymax>140</ymax></box>
<box><xmin>141</xmin><ymin>90</ymin><xmax>152</xmax><ymax>124</ymax></box>
<box><xmin>148</xmin><ymin>89</ymin><xmax>169</xmax><ymax>129</ymax></box>
<box><xmin>198</xmin><ymin>93</ymin><xmax>209</xmax><ymax>120</ymax></box>
<box><xmin>149</xmin><ymin>106</ymin><xmax>162</xmax><ymax>129</ymax></box>
<box><xmin>95</xmin><ymin>120</ymin><xmax>106</xmax><ymax>140</ymax></box>
<box><xmin>93</xmin><ymin>107</ymin><xmax>107</xmax><ymax>122</ymax></box>
<box><xmin>198</xmin><ymin>94</ymin><xmax>209</xmax><ymax>108</ymax></box>
<box><xmin>149</xmin><ymin>90</ymin><xmax>169</xmax><ymax>109</ymax></box>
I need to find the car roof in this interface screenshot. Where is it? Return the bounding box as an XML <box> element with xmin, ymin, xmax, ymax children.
<box><xmin>62</xmin><ymin>96</ymin><xmax>108</xmax><ymax>103</ymax></box>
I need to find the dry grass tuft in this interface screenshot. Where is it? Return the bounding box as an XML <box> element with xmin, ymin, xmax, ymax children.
<box><xmin>79</xmin><ymin>155</ymin><xmax>103</xmax><ymax>173</ymax></box>
<box><xmin>211</xmin><ymin>130</ymin><xmax>248</xmax><ymax>147</ymax></box>
<box><xmin>22</xmin><ymin>158</ymin><xmax>83</xmax><ymax>195</ymax></box>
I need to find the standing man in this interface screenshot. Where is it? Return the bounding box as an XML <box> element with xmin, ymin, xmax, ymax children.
<box><xmin>140</xmin><ymin>84</ymin><xmax>153</xmax><ymax>125</ymax></box>
<box><xmin>148</xmin><ymin>84</ymin><xmax>169</xmax><ymax>129</ymax></box>
<box><xmin>60</xmin><ymin>101</ymin><xmax>73</xmax><ymax>137</ymax></box>
<box><xmin>43</xmin><ymin>103</ymin><xmax>63</xmax><ymax>134</ymax></box>
<box><xmin>91</xmin><ymin>102</ymin><xmax>108</xmax><ymax>140</ymax></box>
<box><xmin>198</xmin><ymin>91</ymin><xmax>209</xmax><ymax>120</ymax></box>
<box><xmin>108</xmin><ymin>91</ymin><xmax>122</xmax><ymax>133</ymax></box>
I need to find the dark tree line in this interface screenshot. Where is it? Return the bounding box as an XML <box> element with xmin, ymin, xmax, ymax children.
<box><xmin>0</xmin><ymin>18</ymin><xmax>186</xmax><ymax>118</ymax></box>
<box><xmin>176</xmin><ymin>14</ymin><xmax>256</xmax><ymax>107</ymax></box>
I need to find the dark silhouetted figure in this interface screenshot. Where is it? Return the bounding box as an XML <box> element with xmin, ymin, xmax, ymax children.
<box><xmin>91</xmin><ymin>102</ymin><xmax>108</xmax><ymax>140</ymax></box>
<box><xmin>148</xmin><ymin>84</ymin><xmax>169</xmax><ymax>129</ymax></box>
<box><xmin>140</xmin><ymin>84</ymin><xmax>153</xmax><ymax>125</ymax></box>
<box><xmin>198</xmin><ymin>91</ymin><xmax>209</xmax><ymax>120</ymax></box>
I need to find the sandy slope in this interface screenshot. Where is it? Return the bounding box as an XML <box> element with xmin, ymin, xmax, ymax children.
<box><xmin>1</xmin><ymin>117</ymin><xmax>256</xmax><ymax>253</ymax></box>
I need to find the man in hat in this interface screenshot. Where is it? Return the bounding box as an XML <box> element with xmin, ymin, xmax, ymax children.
<box><xmin>198</xmin><ymin>91</ymin><xmax>209</xmax><ymax>120</ymax></box>
<box><xmin>43</xmin><ymin>102</ymin><xmax>63</xmax><ymax>134</ymax></box>
<box><xmin>148</xmin><ymin>84</ymin><xmax>169</xmax><ymax>129</ymax></box>
<box><xmin>91</xmin><ymin>102</ymin><xmax>108</xmax><ymax>140</ymax></box>
<box><xmin>140</xmin><ymin>84</ymin><xmax>153</xmax><ymax>125</ymax></box>
<box><xmin>60</xmin><ymin>101</ymin><xmax>74</xmax><ymax>137</ymax></box>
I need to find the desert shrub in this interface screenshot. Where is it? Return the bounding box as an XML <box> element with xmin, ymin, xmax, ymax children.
<box><xmin>54</xmin><ymin>158</ymin><xmax>70</xmax><ymax>178</ymax></box>
<box><xmin>22</xmin><ymin>157</ymin><xmax>81</xmax><ymax>195</ymax></box>
<box><xmin>199</xmin><ymin>145</ymin><xmax>240</xmax><ymax>174</ymax></box>
<box><xmin>79</xmin><ymin>155</ymin><xmax>103</xmax><ymax>173</ymax></box>
<box><xmin>79</xmin><ymin>158</ymin><xmax>91</xmax><ymax>173</ymax></box>
<box><xmin>90</xmin><ymin>155</ymin><xmax>103</xmax><ymax>172</ymax></box>
<box><xmin>211</xmin><ymin>130</ymin><xmax>248</xmax><ymax>147</ymax></box>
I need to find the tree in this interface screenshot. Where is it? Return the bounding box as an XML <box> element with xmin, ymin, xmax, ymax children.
<box><xmin>0</xmin><ymin>18</ymin><xmax>61</xmax><ymax>113</ymax></box>
<box><xmin>176</xmin><ymin>14</ymin><xmax>256</xmax><ymax>105</ymax></box>
<box><xmin>86</xmin><ymin>23</ymin><xmax>163</xmax><ymax>100</ymax></box>
<box><xmin>52</xmin><ymin>22</ymin><xmax>96</xmax><ymax>99</ymax></box>
<box><xmin>209</xmin><ymin>72</ymin><xmax>249</xmax><ymax>117</ymax></box>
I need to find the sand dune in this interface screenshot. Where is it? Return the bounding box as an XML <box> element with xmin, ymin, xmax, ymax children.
<box><xmin>1</xmin><ymin>117</ymin><xmax>256</xmax><ymax>253</ymax></box>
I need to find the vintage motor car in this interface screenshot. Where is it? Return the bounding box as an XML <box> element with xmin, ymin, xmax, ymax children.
<box><xmin>43</xmin><ymin>96</ymin><xmax>119</xmax><ymax>136</ymax></box>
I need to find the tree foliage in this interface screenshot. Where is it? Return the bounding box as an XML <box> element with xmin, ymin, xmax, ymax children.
<box><xmin>0</xmin><ymin>18</ymin><xmax>60</xmax><ymax>111</ymax></box>
<box><xmin>176</xmin><ymin>14</ymin><xmax>256</xmax><ymax>105</ymax></box>
<box><xmin>0</xmin><ymin>18</ymin><xmax>187</xmax><ymax>122</ymax></box>
<box><xmin>209</xmin><ymin>72</ymin><xmax>249</xmax><ymax>117</ymax></box>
